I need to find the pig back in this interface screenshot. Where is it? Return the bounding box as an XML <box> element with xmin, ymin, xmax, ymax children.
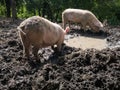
<box><xmin>18</xmin><ymin>16</ymin><xmax>64</xmax><ymax>47</ymax></box>
<box><xmin>63</xmin><ymin>9</ymin><xmax>86</xmax><ymax>23</ymax></box>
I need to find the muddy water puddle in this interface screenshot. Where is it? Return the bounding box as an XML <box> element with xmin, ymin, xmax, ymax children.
<box><xmin>65</xmin><ymin>35</ymin><xmax>107</xmax><ymax>50</ymax></box>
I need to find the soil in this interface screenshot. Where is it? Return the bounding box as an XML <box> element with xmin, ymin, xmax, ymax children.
<box><xmin>0</xmin><ymin>19</ymin><xmax>120</xmax><ymax>90</ymax></box>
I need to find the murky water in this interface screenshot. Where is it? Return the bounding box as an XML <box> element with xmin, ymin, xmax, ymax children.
<box><xmin>65</xmin><ymin>35</ymin><xmax>107</xmax><ymax>50</ymax></box>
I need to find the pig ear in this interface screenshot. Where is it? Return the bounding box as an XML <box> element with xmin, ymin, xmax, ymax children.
<box><xmin>65</xmin><ymin>26</ymin><xmax>70</xmax><ymax>33</ymax></box>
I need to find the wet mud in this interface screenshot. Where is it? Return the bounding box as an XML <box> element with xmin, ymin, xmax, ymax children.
<box><xmin>0</xmin><ymin>20</ymin><xmax>120</xmax><ymax>90</ymax></box>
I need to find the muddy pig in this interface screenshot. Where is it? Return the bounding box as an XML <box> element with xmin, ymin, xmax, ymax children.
<box><xmin>62</xmin><ymin>8</ymin><xmax>103</xmax><ymax>32</ymax></box>
<box><xmin>17</xmin><ymin>16</ymin><xmax>70</xmax><ymax>60</ymax></box>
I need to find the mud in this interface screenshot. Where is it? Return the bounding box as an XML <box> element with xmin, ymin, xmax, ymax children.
<box><xmin>64</xmin><ymin>35</ymin><xmax>107</xmax><ymax>50</ymax></box>
<box><xmin>0</xmin><ymin>19</ymin><xmax>120</xmax><ymax>90</ymax></box>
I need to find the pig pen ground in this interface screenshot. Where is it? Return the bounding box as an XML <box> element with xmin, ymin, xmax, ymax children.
<box><xmin>0</xmin><ymin>19</ymin><xmax>120</xmax><ymax>90</ymax></box>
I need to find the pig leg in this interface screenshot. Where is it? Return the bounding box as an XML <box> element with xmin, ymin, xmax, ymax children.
<box><xmin>79</xmin><ymin>23</ymin><xmax>83</xmax><ymax>29</ymax></box>
<box><xmin>56</xmin><ymin>42</ymin><xmax>64</xmax><ymax>56</ymax></box>
<box><xmin>19</xmin><ymin>31</ymin><xmax>30</xmax><ymax>59</ymax></box>
<box><xmin>63</xmin><ymin>17</ymin><xmax>67</xmax><ymax>29</ymax></box>
<box><xmin>68</xmin><ymin>21</ymin><xmax>70</xmax><ymax>29</ymax></box>
<box><xmin>24</xmin><ymin>41</ymin><xmax>30</xmax><ymax>59</ymax></box>
<box><xmin>51</xmin><ymin>46</ymin><xmax>54</xmax><ymax>50</ymax></box>
<box><xmin>57</xmin><ymin>44</ymin><xmax>62</xmax><ymax>52</ymax></box>
<box><xmin>51</xmin><ymin>45</ymin><xmax>56</xmax><ymax>51</ymax></box>
<box><xmin>81</xmin><ymin>22</ymin><xmax>87</xmax><ymax>32</ymax></box>
<box><xmin>68</xmin><ymin>21</ymin><xmax>72</xmax><ymax>29</ymax></box>
<box><xmin>63</xmin><ymin>22</ymin><xmax>67</xmax><ymax>30</ymax></box>
<box><xmin>32</xmin><ymin>46</ymin><xmax>39</xmax><ymax>61</ymax></box>
<box><xmin>63</xmin><ymin>23</ymin><xmax>65</xmax><ymax>29</ymax></box>
<box><xmin>56</xmin><ymin>39</ymin><xmax>63</xmax><ymax>52</ymax></box>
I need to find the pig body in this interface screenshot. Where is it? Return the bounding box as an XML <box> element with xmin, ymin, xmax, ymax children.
<box><xmin>62</xmin><ymin>9</ymin><xmax>103</xmax><ymax>32</ymax></box>
<box><xmin>17</xmin><ymin>16</ymin><xmax>69</xmax><ymax>60</ymax></box>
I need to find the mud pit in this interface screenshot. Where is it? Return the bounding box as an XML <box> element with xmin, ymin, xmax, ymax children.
<box><xmin>65</xmin><ymin>35</ymin><xmax>107</xmax><ymax>50</ymax></box>
<box><xmin>0</xmin><ymin>19</ymin><xmax>120</xmax><ymax>90</ymax></box>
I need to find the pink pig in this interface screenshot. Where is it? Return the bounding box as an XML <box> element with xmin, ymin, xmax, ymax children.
<box><xmin>17</xmin><ymin>16</ymin><xmax>70</xmax><ymax>60</ymax></box>
<box><xmin>62</xmin><ymin>9</ymin><xmax>103</xmax><ymax>32</ymax></box>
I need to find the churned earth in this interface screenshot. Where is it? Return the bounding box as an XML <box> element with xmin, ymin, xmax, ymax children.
<box><xmin>0</xmin><ymin>19</ymin><xmax>120</xmax><ymax>90</ymax></box>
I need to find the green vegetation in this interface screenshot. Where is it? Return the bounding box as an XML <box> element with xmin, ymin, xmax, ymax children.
<box><xmin>0</xmin><ymin>0</ymin><xmax>120</xmax><ymax>25</ymax></box>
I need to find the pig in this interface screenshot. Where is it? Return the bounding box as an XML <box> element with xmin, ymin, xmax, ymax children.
<box><xmin>17</xmin><ymin>16</ymin><xmax>70</xmax><ymax>60</ymax></box>
<box><xmin>62</xmin><ymin>8</ymin><xmax>103</xmax><ymax>32</ymax></box>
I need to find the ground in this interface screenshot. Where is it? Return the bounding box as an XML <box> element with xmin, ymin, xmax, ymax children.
<box><xmin>0</xmin><ymin>19</ymin><xmax>120</xmax><ymax>90</ymax></box>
